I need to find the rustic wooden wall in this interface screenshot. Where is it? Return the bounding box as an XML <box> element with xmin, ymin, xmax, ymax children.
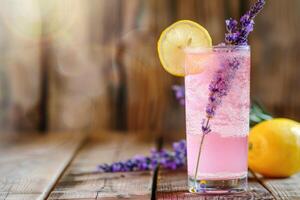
<box><xmin>0</xmin><ymin>0</ymin><xmax>299</xmax><ymax>134</ymax></box>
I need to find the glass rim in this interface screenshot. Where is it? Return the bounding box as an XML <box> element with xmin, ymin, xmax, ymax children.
<box><xmin>184</xmin><ymin>45</ymin><xmax>250</xmax><ymax>53</ymax></box>
<box><xmin>213</xmin><ymin>44</ymin><xmax>249</xmax><ymax>49</ymax></box>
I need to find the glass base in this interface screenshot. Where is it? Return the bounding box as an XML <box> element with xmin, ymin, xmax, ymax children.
<box><xmin>188</xmin><ymin>175</ymin><xmax>247</xmax><ymax>194</ymax></box>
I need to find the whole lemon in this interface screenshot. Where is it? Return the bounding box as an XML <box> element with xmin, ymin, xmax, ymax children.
<box><xmin>248</xmin><ymin>118</ymin><xmax>300</xmax><ymax>177</ymax></box>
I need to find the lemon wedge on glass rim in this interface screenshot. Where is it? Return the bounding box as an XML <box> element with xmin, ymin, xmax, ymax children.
<box><xmin>157</xmin><ymin>20</ymin><xmax>212</xmax><ymax>77</ymax></box>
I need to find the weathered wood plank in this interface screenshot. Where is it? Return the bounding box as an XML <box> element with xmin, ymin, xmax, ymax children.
<box><xmin>0</xmin><ymin>132</ymin><xmax>86</xmax><ymax>200</ymax></box>
<box><xmin>257</xmin><ymin>173</ymin><xmax>300</xmax><ymax>200</ymax></box>
<box><xmin>0</xmin><ymin>193</ymin><xmax>40</xmax><ymax>200</ymax></box>
<box><xmin>48</xmin><ymin>133</ymin><xmax>156</xmax><ymax>200</ymax></box>
<box><xmin>156</xmin><ymin>169</ymin><xmax>275</xmax><ymax>200</ymax></box>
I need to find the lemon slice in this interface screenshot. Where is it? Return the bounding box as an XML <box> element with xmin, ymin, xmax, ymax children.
<box><xmin>157</xmin><ymin>20</ymin><xmax>212</xmax><ymax>76</ymax></box>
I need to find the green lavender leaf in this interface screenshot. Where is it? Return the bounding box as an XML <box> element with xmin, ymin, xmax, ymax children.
<box><xmin>250</xmin><ymin>101</ymin><xmax>272</xmax><ymax>127</ymax></box>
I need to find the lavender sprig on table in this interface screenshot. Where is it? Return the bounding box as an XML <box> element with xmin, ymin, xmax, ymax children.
<box><xmin>97</xmin><ymin>140</ymin><xmax>186</xmax><ymax>172</ymax></box>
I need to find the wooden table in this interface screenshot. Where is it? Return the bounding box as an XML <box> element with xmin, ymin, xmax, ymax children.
<box><xmin>1</xmin><ymin>132</ymin><xmax>299</xmax><ymax>200</ymax></box>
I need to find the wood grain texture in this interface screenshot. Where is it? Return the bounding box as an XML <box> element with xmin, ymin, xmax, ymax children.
<box><xmin>48</xmin><ymin>133</ymin><xmax>156</xmax><ymax>199</ymax></box>
<box><xmin>156</xmin><ymin>169</ymin><xmax>275</xmax><ymax>200</ymax></box>
<box><xmin>0</xmin><ymin>132</ymin><xmax>85</xmax><ymax>200</ymax></box>
<box><xmin>257</xmin><ymin>173</ymin><xmax>300</xmax><ymax>200</ymax></box>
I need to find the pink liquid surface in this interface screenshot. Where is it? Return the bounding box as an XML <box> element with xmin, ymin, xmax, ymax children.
<box><xmin>185</xmin><ymin>49</ymin><xmax>250</xmax><ymax>180</ymax></box>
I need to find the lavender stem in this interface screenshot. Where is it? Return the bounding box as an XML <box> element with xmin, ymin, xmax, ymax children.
<box><xmin>193</xmin><ymin>118</ymin><xmax>210</xmax><ymax>189</ymax></box>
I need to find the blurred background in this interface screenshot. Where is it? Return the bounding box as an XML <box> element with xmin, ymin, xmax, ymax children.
<box><xmin>0</xmin><ymin>0</ymin><xmax>299</xmax><ymax>135</ymax></box>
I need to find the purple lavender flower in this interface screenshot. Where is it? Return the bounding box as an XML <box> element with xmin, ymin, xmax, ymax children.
<box><xmin>248</xmin><ymin>0</ymin><xmax>266</xmax><ymax>20</ymax></box>
<box><xmin>225</xmin><ymin>18</ymin><xmax>239</xmax><ymax>44</ymax></box>
<box><xmin>225</xmin><ymin>18</ymin><xmax>238</xmax><ymax>32</ymax></box>
<box><xmin>225</xmin><ymin>0</ymin><xmax>266</xmax><ymax>45</ymax></box>
<box><xmin>172</xmin><ymin>85</ymin><xmax>185</xmax><ymax>106</ymax></box>
<box><xmin>97</xmin><ymin>140</ymin><xmax>187</xmax><ymax>172</ymax></box>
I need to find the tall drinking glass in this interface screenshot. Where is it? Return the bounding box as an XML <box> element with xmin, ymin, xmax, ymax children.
<box><xmin>185</xmin><ymin>46</ymin><xmax>250</xmax><ymax>193</ymax></box>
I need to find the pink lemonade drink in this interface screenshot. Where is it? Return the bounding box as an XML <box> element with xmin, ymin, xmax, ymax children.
<box><xmin>185</xmin><ymin>46</ymin><xmax>250</xmax><ymax>193</ymax></box>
